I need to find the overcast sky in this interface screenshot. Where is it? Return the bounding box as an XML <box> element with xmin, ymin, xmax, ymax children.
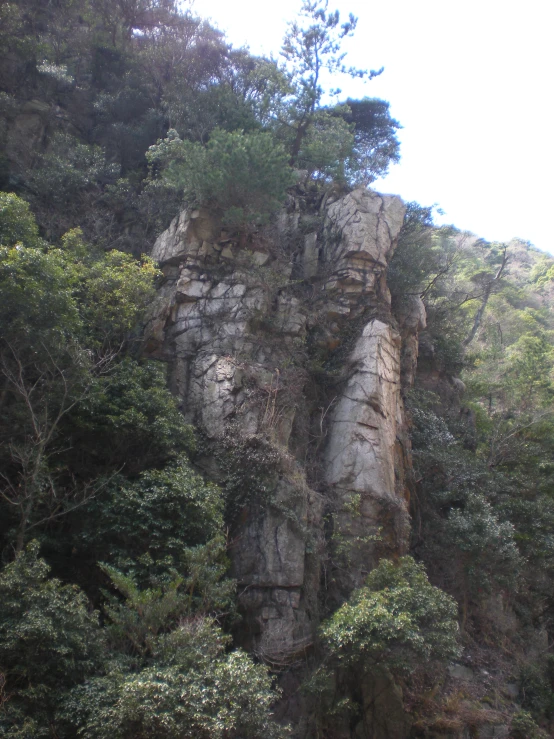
<box><xmin>198</xmin><ymin>0</ymin><xmax>553</xmax><ymax>254</ymax></box>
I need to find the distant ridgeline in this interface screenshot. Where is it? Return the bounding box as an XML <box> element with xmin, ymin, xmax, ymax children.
<box><xmin>1</xmin><ymin>2</ymin><xmax>554</xmax><ymax>738</ymax></box>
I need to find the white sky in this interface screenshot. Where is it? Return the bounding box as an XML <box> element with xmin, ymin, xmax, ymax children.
<box><xmin>197</xmin><ymin>0</ymin><xmax>553</xmax><ymax>254</ymax></box>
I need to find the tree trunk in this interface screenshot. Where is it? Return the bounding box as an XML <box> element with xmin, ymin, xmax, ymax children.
<box><xmin>463</xmin><ymin>247</ymin><xmax>509</xmax><ymax>349</ymax></box>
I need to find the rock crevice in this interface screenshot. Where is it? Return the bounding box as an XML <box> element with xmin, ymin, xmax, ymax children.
<box><xmin>145</xmin><ymin>187</ymin><xmax>424</xmax><ymax>700</ymax></box>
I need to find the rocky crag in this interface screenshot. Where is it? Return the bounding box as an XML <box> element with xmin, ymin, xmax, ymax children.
<box><xmin>144</xmin><ymin>185</ymin><xmax>426</xmax><ymax>735</ymax></box>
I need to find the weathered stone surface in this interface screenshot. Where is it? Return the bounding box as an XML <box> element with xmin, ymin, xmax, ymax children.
<box><xmin>315</xmin><ymin>189</ymin><xmax>406</xmax><ymax>326</ymax></box>
<box><xmin>448</xmin><ymin>663</ymin><xmax>475</xmax><ymax>681</ymax></box>
<box><xmin>238</xmin><ymin>583</ymin><xmax>313</xmax><ymax>669</ymax></box>
<box><xmin>151</xmin><ymin>207</ymin><xmax>221</xmax><ymax>264</ymax></box>
<box><xmin>474</xmin><ymin>726</ymin><xmax>509</xmax><ymax>738</ymax></box>
<box><xmin>232</xmin><ymin>479</ymin><xmax>307</xmax><ymax>588</ymax></box>
<box><xmin>230</xmin><ymin>475</ymin><xmax>319</xmax><ymax>668</ymax></box>
<box><xmin>302</xmin><ymin>232</ymin><xmax>319</xmax><ymax>279</ymax></box>
<box><xmin>145</xmin><ymin>206</ymin><xmax>316</xmax><ymax>666</ymax></box>
<box><xmin>325</xmin><ymin>188</ymin><xmax>406</xmax><ymax>267</ymax></box>
<box><xmin>145</xmin><ymin>187</ymin><xmax>421</xmax><ymax>735</ymax></box>
<box><xmin>354</xmin><ymin>669</ymin><xmax>412</xmax><ymax>739</ymax></box>
<box><xmin>395</xmin><ymin>294</ymin><xmax>427</xmax><ymax>387</ymax></box>
<box><xmin>323</xmin><ymin>319</ymin><xmax>410</xmax><ymax>590</ymax></box>
<box><xmin>274</xmin><ymin>295</ymin><xmax>306</xmax><ymax>337</ymax></box>
<box><xmin>175</xmin><ymin>268</ymin><xmax>211</xmax><ymax>302</ymax></box>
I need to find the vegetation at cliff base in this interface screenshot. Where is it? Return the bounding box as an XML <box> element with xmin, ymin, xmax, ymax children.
<box><xmin>389</xmin><ymin>209</ymin><xmax>554</xmax><ymax>734</ymax></box>
<box><xmin>0</xmin><ymin>193</ymin><xmax>285</xmax><ymax>737</ymax></box>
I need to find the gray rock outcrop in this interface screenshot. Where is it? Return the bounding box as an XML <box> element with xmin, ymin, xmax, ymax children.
<box><xmin>145</xmin><ymin>186</ymin><xmax>426</xmax><ymax>734</ymax></box>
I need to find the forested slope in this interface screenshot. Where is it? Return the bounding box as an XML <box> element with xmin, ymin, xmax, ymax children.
<box><xmin>1</xmin><ymin>2</ymin><xmax>554</xmax><ymax>738</ymax></box>
<box><xmin>390</xmin><ymin>217</ymin><xmax>554</xmax><ymax>736</ymax></box>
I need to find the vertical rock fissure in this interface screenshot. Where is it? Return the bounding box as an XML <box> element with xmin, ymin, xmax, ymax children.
<box><xmin>144</xmin><ymin>188</ymin><xmax>426</xmax><ymax>703</ymax></box>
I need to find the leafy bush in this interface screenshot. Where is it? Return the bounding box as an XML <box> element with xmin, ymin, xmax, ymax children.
<box><xmin>64</xmin><ymin>229</ymin><xmax>159</xmax><ymax>351</ymax></box>
<box><xmin>407</xmin><ymin>388</ymin><xmax>523</xmax><ymax>603</ymax></box>
<box><xmin>0</xmin><ymin>199</ymin><xmax>167</xmax><ymax>551</ymax></box>
<box><xmin>517</xmin><ymin>660</ymin><xmax>554</xmax><ymax>723</ymax></box>
<box><xmin>28</xmin><ymin>133</ymin><xmax>119</xmax><ymax>207</ymax></box>
<box><xmin>71</xmin><ymin>359</ymin><xmax>195</xmax><ymax>474</ymax></box>
<box><xmin>445</xmin><ymin>492</ymin><xmax>521</xmax><ymax>594</ymax></box>
<box><xmin>147</xmin><ymin>128</ymin><xmax>295</xmax><ymax>227</ymax></box>
<box><xmin>0</xmin><ymin>543</ymin><xmax>103</xmax><ymax>737</ymax></box>
<box><xmin>210</xmin><ymin>431</ymin><xmax>284</xmax><ymax>523</ymax></box>
<box><xmin>410</xmin><ymin>398</ymin><xmax>455</xmax><ymax>450</ymax></box>
<box><xmin>0</xmin><ymin>545</ymin><xmax>281</xmax><ymax>737</ymax></box>
<box><xmin>0</xmin><ymin>215</ymin><xmax>158</xmax><ymax>359</ymax></box>
<box><xmin>63</xmin><ymin>624</ymin><xmax>287</xmax><ymax>738</ymax></box>
<box><xmin>62</xmin><ymin>589</ymin><xmax>286</xmax><ymax>738</ymax></box>
<box><xmin>0</xmin><ymin>235</ymin><xmax>82</xmax><ymax>355</ymax></box>
<box><xmin>0</xmin><ymin>192</ymin><xmax>42</xmax><ymax>248</ymax></box>
<box><xmin>321</xmin><ymin>556</ymin><xmax>460</xmax><ymax>671</ymax></box>
<box><xmin>78</xmin><ymin>457</ymin><xmax>224</xmax><ymax>579</ymax></box>
<box><xmin>509</xmin><ymin>710</ymin><xmax>548</xmax><ymax>739</ymax></box>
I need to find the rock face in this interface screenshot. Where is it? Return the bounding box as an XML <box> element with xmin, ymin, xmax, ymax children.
<box><xmin>146</xmin><ymin>204</ymin><xmax>315</xmax><ymax>667</ymax></box>
<box><xmin>323</xmin><ymin>319</ymin><xmax>409</xmax><ymax>592</ymax></box>
<box><xmin>355</xmin><ymin>668</ymin><xmax>413</xmax><ymax>739</ymax></box>
<box><xmin>145</xmin><ymin>187</ymin><xmax>425</xmax><ymax>735</ymax></box>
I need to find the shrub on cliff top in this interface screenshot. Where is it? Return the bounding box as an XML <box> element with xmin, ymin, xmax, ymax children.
<box><xmin>147</xmin><ymin>128</ymin><xmax>295</xmax><ymax>228</ymax></box>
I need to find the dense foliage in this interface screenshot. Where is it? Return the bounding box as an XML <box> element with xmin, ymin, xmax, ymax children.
<box><xmin>2</xmin><ymin>0</ymin><xmax>554</xmax><ymax>736</ymax></box>
<box><xmin>390</xmin><ymin>208</ymin><xmax>554</xmax><ymax>733</ymax></box>
<box><xmin>147</xmin><ymin>128</ymin><xmax>295</xmax><ymax>227</ymax></box>
<box><xmin>0</xmin><ymin>543</ymin><xmax>103</xmax><ymax>736</ymax></box>
<box><xmin>321</xmin><ymin>557</ymin><xmax>460</xmax><ymax>671</ymax></box>
<box><xmin>0</xmin><ymin>194</ymin><xmax>284</xmax><ymax>736</ymax></box>
<box><xmin>0</xmin><ymin>0</ymin><xmax>400</xmax><ymax>250</ymax></box>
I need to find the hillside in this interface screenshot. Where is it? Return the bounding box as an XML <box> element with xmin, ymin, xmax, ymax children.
<box><xmin>2</xmin><ymin>2</ymin><xmax>554</xmax><ymax>738</ymax></box>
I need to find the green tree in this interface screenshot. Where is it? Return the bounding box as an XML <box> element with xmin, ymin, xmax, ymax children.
<box><xmin>61</xmin><ymin>573</ymin><xmax>286</xmax><ymax>738</ymax></box>
<box><xmin>75</xmin><ymin>457</ymin><xmax>230</xmax><ymax>601</ymax></box>
<box><xmin>27</xmin><ymin>133</ymin><xmax>120</xmax><ymax>239</ymax></box>
<box><xmin>0</xmin><ymin>542</ymin><xmax>103</xmax><ymax>738</ymax></box>
<box><xmin>445</xmin><ymin>492</ymin><xmax>521</xmax><ymax>596</ymax></box>
<box><xmin>294</xmin><ymin>106</ymin><xmax>354</xmax><ymax>180</ymax></box>
<box><xmin>340</xmin><ymin>97</ymin><xmax>401</xmax><ymax>184</ymax></box>
<box><xmin>147</xmin><ymin>128</ymin><xmax>295</xmax><ymax>227</ymax></box>
<box><xmin>0</xmin><ymin>197</ymin><xmax>162</xmax><ymax>551</ymax></box>
<box><xmin>62</xmin><ymin>621</ymin><xmax>287</xmax><ymax>738</ymax></box>
<box><xmin>0</xmin><ymin>232</ymin><xmax>90</xmax><ymax>552</ymax></box>
<box><xmin>58</xmin><ymin>228</ymin><xmax>159</xmax><ymax>354</ymax></box>
<box><xmin>71</xmin><ymin>359</ymin><xmax>194</xmax><ymax>475</ymax></box>
<box><xmin>0</xmin><ymin>193</ymin><xmax>42</xmax><ymax>248</ymax></box>
<box><xmin>408</xmin><ymin>389</ymin><xmax>524</xmax><ymax>620</ymax></box>
<box><xmin>280</xmin><ymin>0</ymin><xmax>382</xmax><ymax>165</ymax></box>
<box><xmin>321</xmin><ymin>556</ymin><xmax>460</xmax><ymax>672</ymax></box>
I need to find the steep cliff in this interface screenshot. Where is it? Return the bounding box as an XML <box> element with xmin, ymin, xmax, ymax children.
<box><xmin>144</xmin><ymin>186</ymin><xmax>427</xmax><ymax>734</ymax></box>
<box><xmin>4</xmin><ymin>3</ymin><xmax>554</xmax><ymax>736</ymax></box>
